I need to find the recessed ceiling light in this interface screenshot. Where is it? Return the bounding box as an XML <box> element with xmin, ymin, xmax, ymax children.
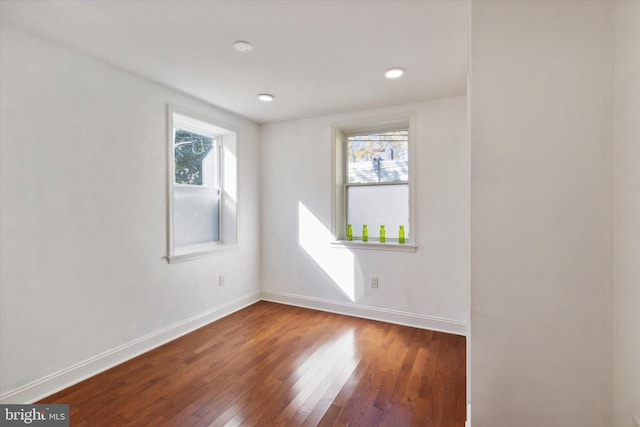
<box><xmin>257</xmin><ymin>93</ymin><xmax>275</xmax><ymax>102</ymax></box>
<box><xmin>233</xmin><ymin>40</ymin><xmax>253</xmax><ymax>52</ymax></box>
<box><xmin>385</xmin><ymin>67</ymin><xmax>405</xmax><ymax>79</ymax></box>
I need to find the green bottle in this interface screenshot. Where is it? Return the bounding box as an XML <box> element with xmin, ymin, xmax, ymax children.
<box><xmin>399</xmin><ymin>225</ymin><xmax>405</xmax><ymax>244</ymax></box>
<box><xmin>380</xmin><ymin>225</ymin><xmax>386</xmax><ymax>243</ymax></box>
<box><xmin>362</xmin><ymin>224</ymin><xmax>368</xmax><ymax>242</ymax></box>
<box><xmin>347</xmin><ymin>224</ymin><xmax>353</xmax><ymax>241</ymax></box>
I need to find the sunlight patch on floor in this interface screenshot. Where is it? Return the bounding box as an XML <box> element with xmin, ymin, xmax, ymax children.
<box><xmin>298</xmin><ymin>202</ymin><xmax>355</xmax><ymax>300</ymax></box>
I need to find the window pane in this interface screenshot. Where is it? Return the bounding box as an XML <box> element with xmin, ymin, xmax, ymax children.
<box><xmin>174</xmin><ymin>129</ymin><xmax>215</xmax><ymax>185</ymax></box>
<box><xmin>347</xmin><ymin>130</ymin><xmax>408</xmax><ymax>184</ymax></box>
<box><xmin>347</xmin><ymin>184</ymin><xmax>409</xmax><ymax>239</ymax></box>
<box><xmin>173</xmin><ymin>185</ymin><xmax>220</xmax><ymax>245</ymax></box>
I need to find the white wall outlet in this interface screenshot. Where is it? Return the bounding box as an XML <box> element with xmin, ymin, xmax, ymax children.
<box><xmin>370</xmin><ymin>276</ymin><xmax>378</xmax><ymax>288</ymax></box>
<box><xmin>632</xmin><ymin>415</ymin><xmax>640</xmax><ymax>427</ymax></box>
<box><xmin>219</xmin><ymin>275</ymin><xmax>225</xmax><ymax>286</ymax></box>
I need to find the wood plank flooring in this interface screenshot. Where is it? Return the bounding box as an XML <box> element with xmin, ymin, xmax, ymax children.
<box><xmin>39</xmin><ymin>301</ymin><xmax>466</xmax><ymax>426</ymax></box>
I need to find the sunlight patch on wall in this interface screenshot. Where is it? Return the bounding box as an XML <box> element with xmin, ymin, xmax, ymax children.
<box><xmin>223</xmin><ymin>138</ymin><xmax>237</xmax><ymax>203</ymax></box>
<box><xmin>298</xmin><ymin>202</ymin><xmax>355</xmax><ymax>300</ymax></box>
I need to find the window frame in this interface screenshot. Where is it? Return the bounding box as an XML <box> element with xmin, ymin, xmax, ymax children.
<box><xmin>166</xmin><ymin>105</ymin><xmax>238</xmax><ymax>263</ymax></box>
<box><xmin>331</xmin><ymin>113</ymin><xmax>417</xmax><ymax>252</ymax></box>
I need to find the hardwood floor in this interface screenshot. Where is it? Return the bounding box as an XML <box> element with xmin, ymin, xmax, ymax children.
<box><xmin>39</xmin><ymin>301</ymin><xmax>466</xmax><ymax>426</ymax></box>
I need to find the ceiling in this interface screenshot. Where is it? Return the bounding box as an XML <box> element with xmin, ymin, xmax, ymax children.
<box><xmin>0</xmin><ymin>0</ymin><xmax>470</xmax><ymax>124</ymax></box>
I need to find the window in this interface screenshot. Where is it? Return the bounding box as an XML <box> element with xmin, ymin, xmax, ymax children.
<box><xmin>167</xmin><ymin>106</ymin><xmax>238</xmax><ymax>262</ymax></box>
<box><xmin>333</xmin><ymin>115</ymin><xmax>416</xmax><ymax>251</ymax></box>
<box><xmin>346</xmin><ymin>129</ymin><xmax>409</xmax><ymax>239</ymax></box>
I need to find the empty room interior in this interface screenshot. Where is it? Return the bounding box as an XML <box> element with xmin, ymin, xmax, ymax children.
<box><xmin>0</xmin><ymin>1</ymin><xmax>638</xmax><ymax>426</ymax></box>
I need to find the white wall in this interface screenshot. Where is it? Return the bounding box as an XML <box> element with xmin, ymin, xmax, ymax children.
<box><xmin>470</xmin><ymin>1</ymin><xmax>613</xmax><ymax>426</ymax></box>
<box><xmin>613</xmin><ymin>1</ymin><xmax>640</xmax><ymax>426</ymax></box>
<box><xmin>260</xmin><ymin>96</ymin><xmax>469</xmax><ymax>333</ymax></box>
<box><xmin>0</xmin><ymin>27</ymin><xmax>261</xmax><ymax>401</ymax></box>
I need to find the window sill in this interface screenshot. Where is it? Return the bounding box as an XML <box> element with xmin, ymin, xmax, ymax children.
<box><xmin>166</xmin><ymin>244</ymin><xmax>239</xmax><ymax>263</ymax></box>
<box><xmin>331</xmin><ymin>240</ymin><xmax>417</xmax><ymax>253</ymax></box>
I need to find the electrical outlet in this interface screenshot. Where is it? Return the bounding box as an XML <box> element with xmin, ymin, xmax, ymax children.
<box><xmin>632</xmin><ymin>415</ymin><xmax>640</xmax><ymax>427</ymax></box>
<box><xmin>370</xmin><ymin>276</ymin><xmax>378</xmax><ymax>288</ymax></box>
<box><xmin>219</xmin><ymin>275</ymin><xmax>225</xmax><ymax>286</ymax></box>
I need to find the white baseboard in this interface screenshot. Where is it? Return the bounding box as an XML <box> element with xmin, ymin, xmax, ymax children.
<box><xmin>0</xmin><ymin>291</ymin><xmax>261</xmax><ymax>404</ymax></box>
<box><xmin>261</xmin><ymin>290</ymin><xmax>467</xmax><ymax>336</ymax></box>
<box><xmin>1</xmin><ymin>290</ymin><xmax>466</xmax><ymax>404</ymax></box>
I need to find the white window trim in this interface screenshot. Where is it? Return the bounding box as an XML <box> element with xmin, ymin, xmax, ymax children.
<box><xmin>166</xmin><ymin>105</ymin><xmax>238</xmax><ymax>263</ymax></box>
<box><xmin>174</xmin><ymin>183</ymin><xmax>213</xmax><ymax>190</ymax></box>
<box><xmin>331</xmin><ymin>112</ymin><xmax>417</xmax><ymax>253</ymax></box>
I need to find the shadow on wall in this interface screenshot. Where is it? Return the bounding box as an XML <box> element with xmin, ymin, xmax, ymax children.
<box><xmin>297</xmin><ymin>201</ymin><xmax>357</xmax><ymax>301</ymax></box>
